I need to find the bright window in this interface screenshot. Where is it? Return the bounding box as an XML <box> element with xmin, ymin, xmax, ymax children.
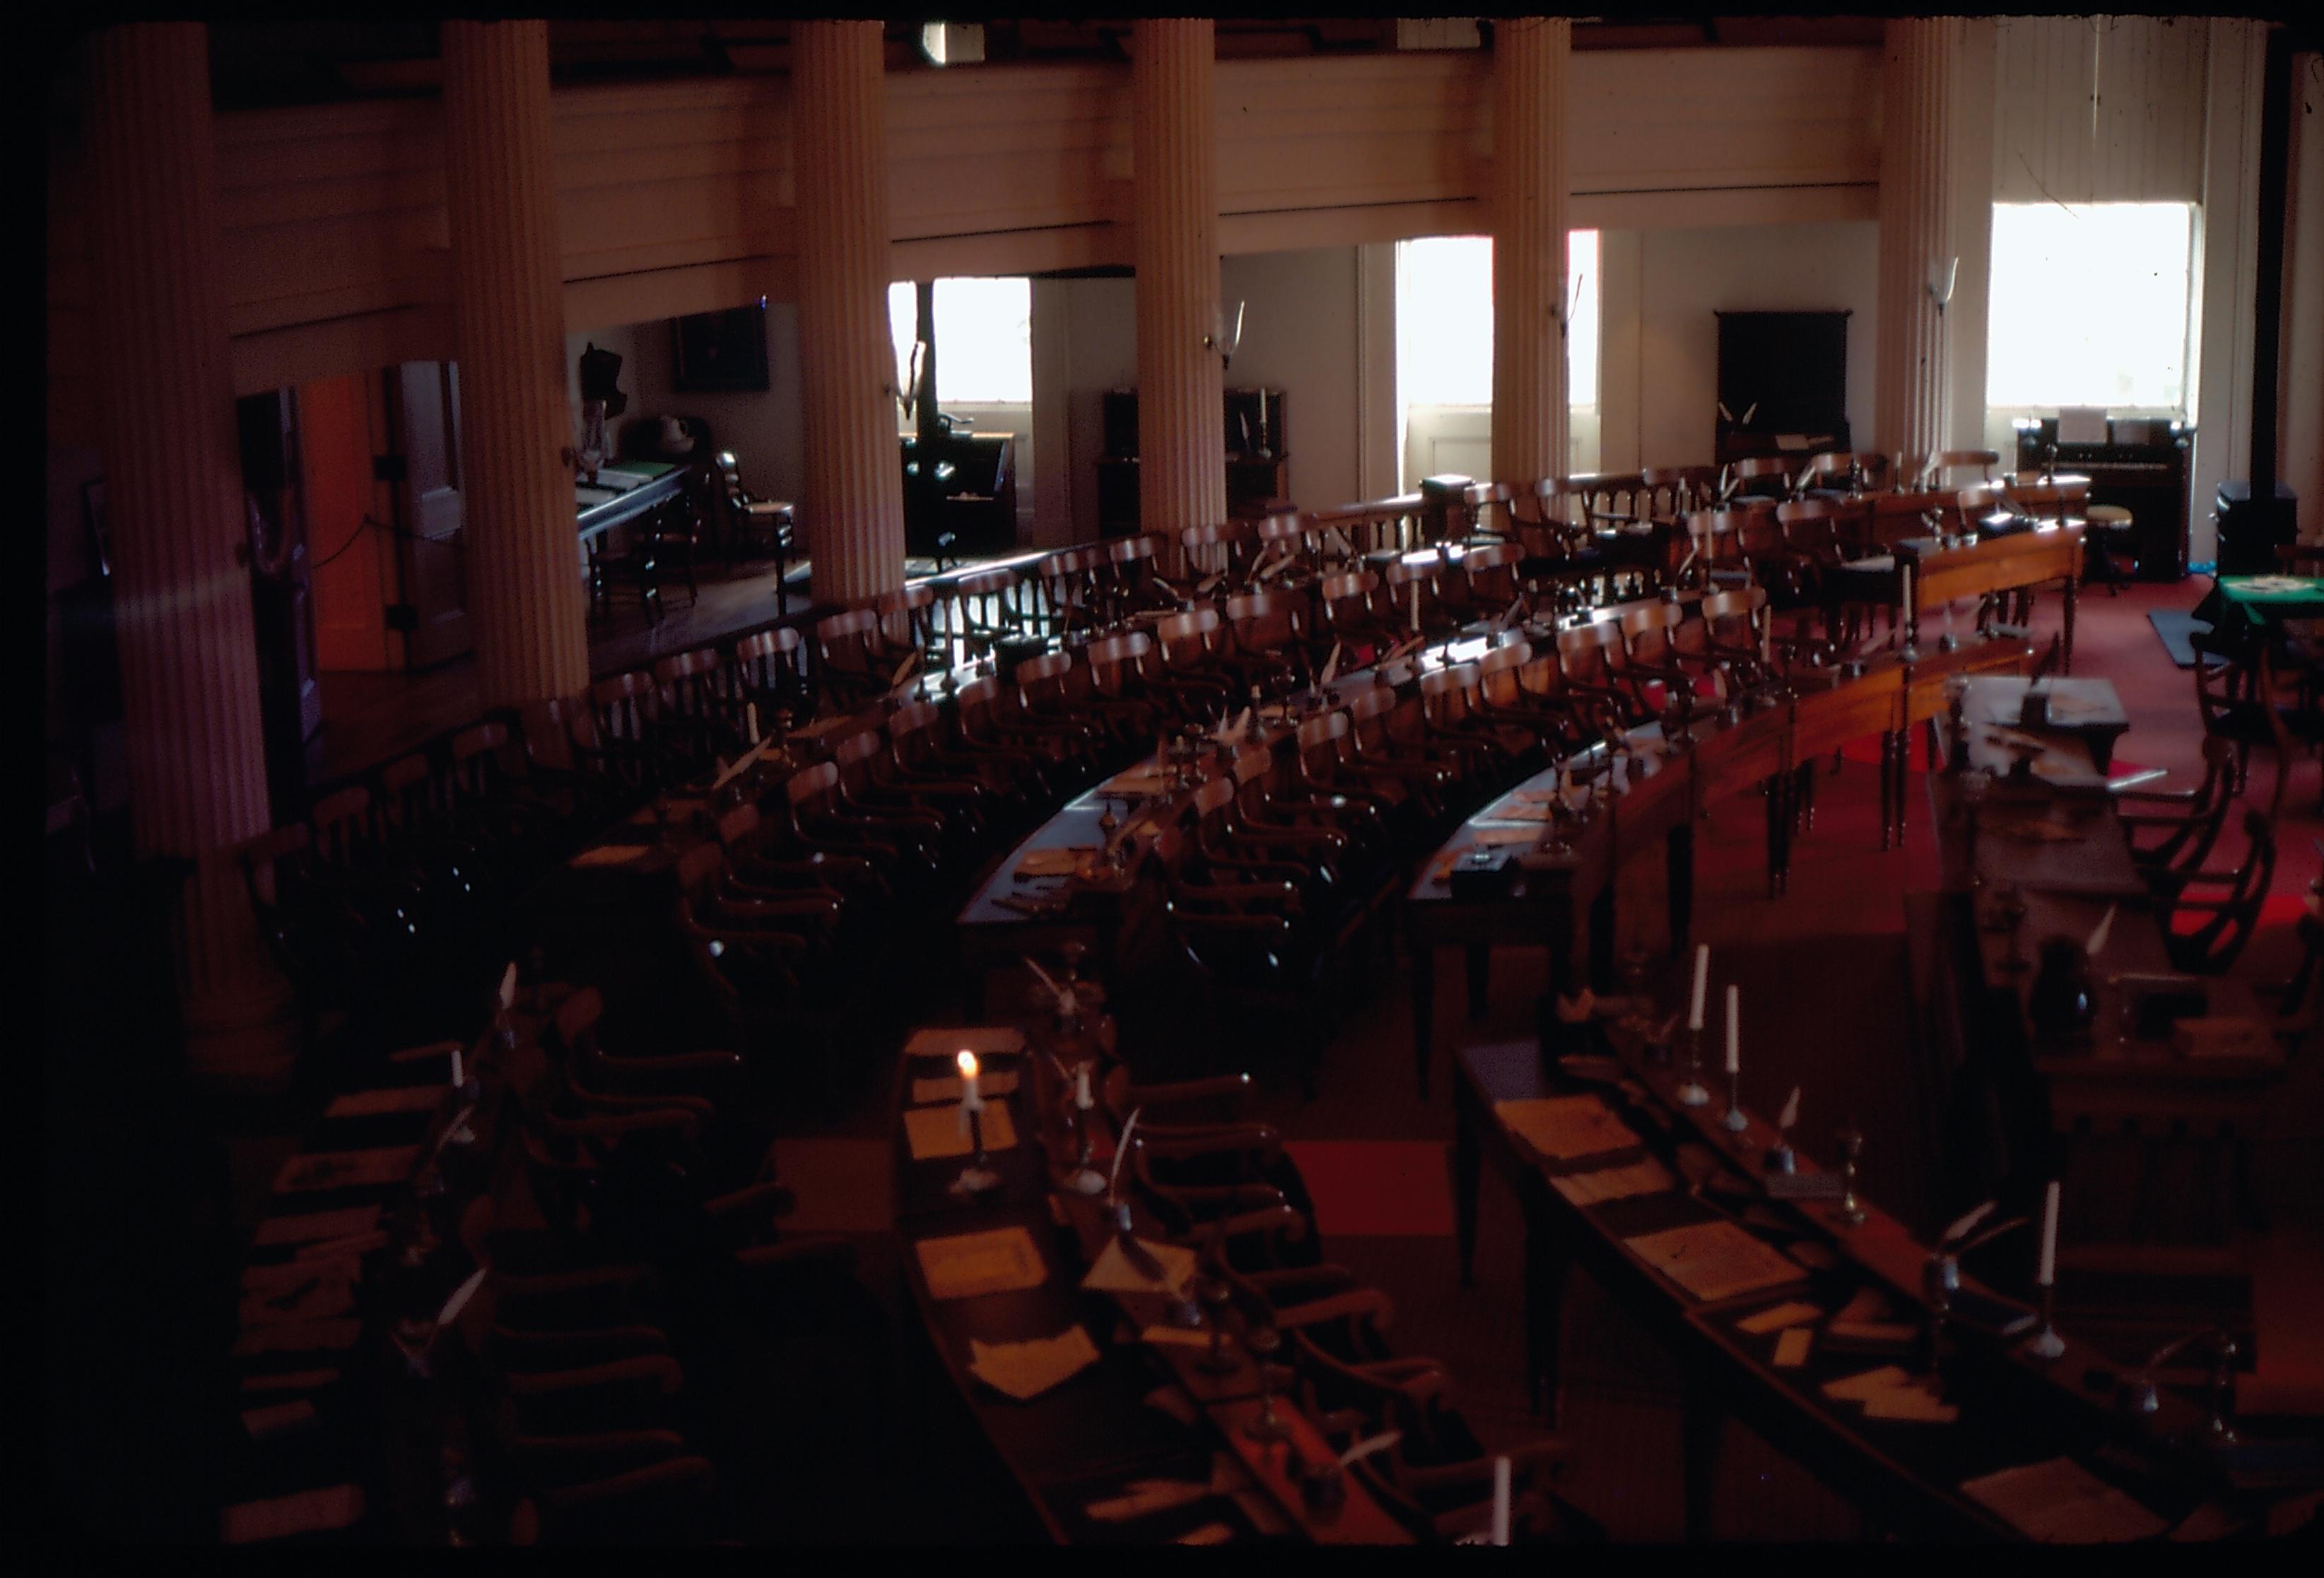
<box><xmin>1985</xmin><ymin>202</ymin><xmax>2193</xmax><ymax>411</ymax></box>
<box><xmin>1393</xmin><ymin>232</ymin><xmax>1598</xmax><ymax>407</ymax></box>
<box><xmin>886</xmin><ymin>276</ymin><xmax>1033</xmax><ymax>406</ymax></box>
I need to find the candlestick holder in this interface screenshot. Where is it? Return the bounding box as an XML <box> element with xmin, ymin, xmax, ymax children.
<box><xmin>1675</xmin><ymin>1027</ymin><xmax>1710</xmax><ymax>1106</ymax></box>
<box><xmin>1062</xmin><ymin>1082</ymin><xmax>1107</xmax><ymax>1196</ymax></box>
<box><xmin>1721</xmin><ymin>1068</ymin><xmax>1749</xmax><ymax>1133</ymax></box>
<box><xmin>1764</xmin><ymin>1138</ymin><xmax>1796</xmax><ymax>1174</ymax></box>
<box><xmin>950</xmin><ymin>1106</ymin><xmax>1002</xmax><ymax>1198</ymax></box>
<box><xmin>1242</xmin><ymin>1325</ymin><xmax>1293</xmax><ymax>1444</ymax></box>
<box><xmin>1195</xmin><ymin>1275</ymin><xmax>1240</xmax><ymax>1376</ymax></box>
<box><xmin>2023</xmin><ymin>1284</ymin><xmax>2066</xmax><ymax>1362</ymax></box>
<box><xmin>1832</xmin><ymin>1123</ymin><xmax>1868</xmax><ymax>1226</ymax></box>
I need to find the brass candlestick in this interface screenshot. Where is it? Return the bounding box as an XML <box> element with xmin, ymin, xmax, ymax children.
<box><xmin>1675</xmin><ymin>1027</ymin><xmax>1710</xmax><ymax>1107</ymax></box>
<box><xmin>1832</xmin><ymin>1122</ymin><xmax>1868</xmax><ymax>1226</ymax></box>
<box><xmin>2024</xmin><ymin>1283</ymin><xmax>2066</xmax><ymax>1362</ymax></box>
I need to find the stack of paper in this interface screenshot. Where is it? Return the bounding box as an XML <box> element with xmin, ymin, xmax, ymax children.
<box><xmin>1496</xmin><ymin>1095</ymin><xmax>1641</xmax><ymax>1163</ymax></box>
<box><xmin>915</xmin><ymin>1227</ymin><xmax>1048</xmax><ymax>1301</ymax></box>
<box><xmin>1960</xmin><ymin>1458</ymin><xmax>2169</xmax><ymax>1542</ymax></box>
<box><xmin>1550</xmin><ymin>1155</ymin><xmax>1676</xmax><ymax>1206</ymax></box>
<box><xmin>905</xmin><ymin>1026</ymin><xmax>1027</xmax><ymax>1060</ymax></box>
<box><xmin>568</xmin><ymin>844</ymin><xmax>646</xmax><ymax>868</ymax></box>
<box><xmin>1624</xmin><ymin>1220</ymin><xmax>1805</xmax><ymax>1302</ymax></box>
<box><xmin>903</xmin><ymin>1102</ymin><xmax>1019</xmax><ymax>1162</ymax></box>
<box><xmin>968</xmin><ymin>1326</ymin><xmax>1100</xmax><ymax>1401</ymax></box>
<box><xmin>1737</xmin><ymin>1300</ymin><xmax>1822</xmax><ymax>1334</ymax></box>
<box><xmin>1821</xmin><ymin>1364</ymin><xmax>1960</xmax><ymax>1423</ymax></box>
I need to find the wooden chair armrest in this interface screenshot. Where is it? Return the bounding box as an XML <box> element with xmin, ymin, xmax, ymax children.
<box><xmin>1268</xmin><ymin>1287</ymin><xmax>1395</xmax><ymax>1333</ymax></box>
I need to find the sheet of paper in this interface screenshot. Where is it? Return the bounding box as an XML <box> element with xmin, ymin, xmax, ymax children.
<box><xmin>910</xmin><ymin>1069</ymin><xmax>1020</xmax><ymax>1105</ymax></box>
<box><xmin>1960</xmin><ymin>1458</ymin><xmax>2171</xmax><ymax>1543</ymax></box>
<box><xmin>219</xmin><ymin>1484</ymin><xmax>365</xmax><ymax>1545</ymax></box>
<box><xmin>1773</xmin><ymin>1328</ymin><xmax>1814</xmax><ymax>1368</ymax></box>
<box><xmin>1835</xmin><ymin>1286</ymin><xmax>1894</xmax><ymax>1323</ymax></box>
<box><xmin>1624</xmin><ymin>1220</ymin><xmax>1806</xmax><ymax>1303</ymax></box>
<box><xmin>1738</xmin><ymin>1300</ymin><xmax>1823</xmax><ymax>1335</ymax></box>
<box><xmin>239</xmin><ymin>1368</ymin><xmax>341</xmax><ymax>1393</ymax></box>
<box><xmin>1861</xmin><ymin>1379</ymin><xmax>1960</xmax><ymax>1422</ymax></box>
<box><xmin>1496</xmin><ymin>1094</ymin><xmax>1641</xmax><ymax>1163</ymax></box>
<box><xmin>904</xmin><ymin>1026</ymin><xmax>1026</xmax><ymax>1060</ymax></box>
<box><xmin>1018</xmin><ymin>846</ymin><xmax>1096</xmax><ymax>877</ymax></box>
<box><xmin>324</xmin><ymin>1087</ymin><xmax>445</xmax><ymax>1120</ymax></box>
<box><xmin>241</xmin><ymin>1400</ymin><xmax>319</xmax><ymax>1442</ymax></box>
<box><xmin>1826</xmin><ymin>1321</ymin><xmax>1918</xmax><ymax>1350</ymax></box>
<box><xmin>1085</xmin><ymin>1477</ymin><xmax>1212</xmax><ymax>1521</ymax></box>
<box><xmin>1176</xmin><ymin>1523</ymin><xmax>1235</xmax><ymax>1545</ymax></box>
<box><xmin>915</xmin><ymin>1226</ymin><xmax>1047</xmax><ymax>1301</ymax></box>
<box><xmin>568</xmin><ymin>843</ymin><xmax>647</xmax><ymax>868</ymax></box>
<box><xmin>1824</xmin><ymin>1365</ymin><xmax>1913</xmax><ymax>1403</ymax></box>
<box><xmin>1482</xmin><ymin>800</ymin><xmax>1561</xmax><ymax>822</ymax></box>
<box><xmin>1468</xmin><ymin>825</ymin><xmax>1545</xmax><ymax>848</ymax></box>
<box><xmin>902</xmin><ymin>1101</ymin><xmax>1019</xmax><ymax>1162</ymax></box>
<box><xmin>1083</xmin><ymin>1234</ymin><xmax>1197</xmax><ymax>1298</ymax></box>
<box><xmin>250</xmin><ymin>1208</ymin><xmax>381</xmax><ymax>1245</ymax></box>
<box><xmin>1550</xmin><ymin>1154</ymin><xmax>1676</xmax><ymax>1206</ymax></box>
<box><xmin>968</xmin><ymin>1325</ymin><xmax>1100</xmax><ymax>1401</ymax></box>
<box><xmin>270</xmin><ymin>1147</ymin><xmax>418</xmax><ymax>1195</ymax></box>
<box><xmin>1141</xmin><ymin>1324</ymin><xmax>1215</xmax><ymax>1350</ymax></box>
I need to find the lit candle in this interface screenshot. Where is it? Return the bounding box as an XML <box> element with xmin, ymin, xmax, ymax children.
<box><xmin>2037</xmin><ymin>1179</ymin><xmax>2060</xmax><ymax>1288</ymax></box>
<box><xmin>1074</xmin><ymin>1063</ymin><xmax>1093</xmax><ymax>1112</ymax></box>
<box><xmin>1689</xmin><ymin>945</ymin><xmax>1710</xmax><ymax>1031</ymax></box>
<box><xmin>1725</xmin><ymin>985</ymin><xmax>1740</xmax><ymax>1075</ymax></box>
<box><xmin>1490</xmin><ymin>1454</ymin><xmax>1510</xmax><ymax>1546</ymax></box>
<box><xmin>956</xmin><ymin>1050</ymin><xmax>983</xmax><ymax>1114</ymax></box>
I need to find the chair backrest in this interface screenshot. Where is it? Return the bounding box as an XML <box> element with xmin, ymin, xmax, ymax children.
<box><xmin>815</xmin><ymin>607</ymin><xmax>881</xmax><ymax>674</ymax></box>
<box><xmin>1932</xmin><ymin>449</ymin><xmax>2000</xmax><ymax>485</ymax></box>
<box><xmin>785</xmin><ymin>759</ymin><xmax>840</xmax><ymax>809</ymax></box>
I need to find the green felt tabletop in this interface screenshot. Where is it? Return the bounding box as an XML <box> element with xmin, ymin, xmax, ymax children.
<box><xmin>598</xmin><ymin>460</ymin><xmax>677</xmax><ymax>481</ymax></box>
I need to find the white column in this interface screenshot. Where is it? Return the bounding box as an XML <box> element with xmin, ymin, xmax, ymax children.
<box><xmin>85</xmin><ymin>23</ymin><xmax>293</xmax><ymax>1087</ymax></box>
<box><xmin>1132</xmin><ymin>17</ymin><xmax>1226</xmax><ymax>563</ymax></box>
<box><xmin>792</xmin><ymin>20</ymin><xmax>907</xmax><ymax>604</ymax></box>
<box><xmin>1874</xmin><ymin>17</ymin><xmax>1961</xmax><ymax>461</ymax></box>
<box><xmin>442</xmin><ymin>20</ymin><xmax>589</xmax><ymax>708</ymax></box>
<box><xmin>1490</xmin><ymin>16</ymin><xmax>1573</xmax><ymax>486</ymax></box>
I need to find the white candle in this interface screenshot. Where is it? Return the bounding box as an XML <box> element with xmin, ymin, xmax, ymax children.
<box><xmin>1410</xmin><ymin>580</ymin><xmax>1422</xmax><ymax>633</ymax></box>
<box><xmin>1689</xmin><ymin>945</ymin><xmax>1710</xmax><ymax>1031</ymax></box>
<box><xmin>746</xmin><ymin>701</ymin><xmax>760</xmax><ymax>744</ymax></box>
<box><xmin>956</xmin><ymin>1050</ymin><xmax>983</xmax><ymax>1114</ymax></box>
<box><xmin>1074</xmin><ymin>1064</ymin><xmax>1093</xmax><ymax>1111</ymax></box>
<box><xmin>1725</xmin><ymin>985</ymin><xmax>1740</xmax><ymax>1075</ymax></box>
<box><xmin>450</xmin><ymin>1044</ymin><xmax>462</xmax><ymax>1089</ymax></box>
<box><xmin>1491</xmin><ymin>1454</ymin><xmax>1510</xmax><ymax>1546</ymax></box>
<box><xmin>2037</xmin><ymin>1179</ymin><xmax>2060</xmax><ymax>1287</ymax></box>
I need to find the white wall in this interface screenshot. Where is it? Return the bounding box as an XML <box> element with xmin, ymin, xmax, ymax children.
<box><xmin>1219</xmin><ymin>247</ymin><xmax>1364</xmax><ymax>510</ymax></box>
<box><xmin>1620</xmin><ymin>220</ymin><xmax>1882</xmax><ymax>470</ymax></box>
<box><xmin>2284</xmin><ymin>52</ymin><xmax>2324</xmax><ymax>538</ymax></box>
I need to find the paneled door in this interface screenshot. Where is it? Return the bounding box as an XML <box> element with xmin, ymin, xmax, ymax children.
<box><xmin>386</xmin><ymin>362</ymin><xmax>471</xmax><ymax>670</ymax></box>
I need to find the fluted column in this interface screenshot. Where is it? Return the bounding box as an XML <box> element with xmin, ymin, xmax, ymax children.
<box><xmin>86</xmin><ymin>23</ymin><xmax>292</xmax><ymax>1085</ymax></box>
<box><xmin>1132</xmin><ymin>18</ymin><xmax>1225</xmax><ymax>566</ymax></box>
<box><xmin>1874</xmin><ymin>18</ymin><xmax>1961</xmax><ymax>460</ymax></box>
<box><xmin>442</xmin><ymin>21</ymin><xmax>588</xmax><ymax>706</ymax></box>
<box><xmin>793</xmin><ymin>20</ymin><xmax>905</xmax><ymax>604</ymax></box>
<box><xmin>1491</xmin><ymin>17</ymin><xmax>1572</xmax><ymax>486</ymax></box>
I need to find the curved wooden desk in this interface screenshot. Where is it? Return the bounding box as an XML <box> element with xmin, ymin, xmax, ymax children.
<box><xmin>1404</xmin><ymin>633</ymin><xmax>2039</xmax><ymax>1099</ymax></box>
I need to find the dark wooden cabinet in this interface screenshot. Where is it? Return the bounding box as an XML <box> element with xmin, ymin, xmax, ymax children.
<box><xmin>1713</xmin><ymin>310</ymin><xmax>1851</xmax><ymax>465</ymax></box>
<box><xmin>901</xmin><ymin>430</ymin><xmax>1017</xmax><ymax>555</ymax></box>
<box><xmin>1098</xmin><ymin>387</ymin><xmax>1289</xmax><ymax>535</ymax></box>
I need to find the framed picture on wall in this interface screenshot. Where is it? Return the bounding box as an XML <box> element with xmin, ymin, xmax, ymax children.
<box><xmin>671</xmin><ymin>304</ymin><xmax>770</xmax><ymax>393</ymax></box>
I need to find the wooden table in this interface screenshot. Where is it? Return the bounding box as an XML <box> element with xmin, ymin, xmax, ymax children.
<box><xmin>575</xmin><ymin>462</ymin><xmax>684</xmax><ymax>545</ymax></box>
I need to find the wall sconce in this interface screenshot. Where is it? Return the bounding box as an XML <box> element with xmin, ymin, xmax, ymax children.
<box><xmin>1204</xmin><ymin>300</ymin><xmax>1246</xmax><ymax>368</ymax></box>
<box><xmin>1927</xmin><ymin>257</ymin><xmax>1959</xmax><ymax>315</ymax></box>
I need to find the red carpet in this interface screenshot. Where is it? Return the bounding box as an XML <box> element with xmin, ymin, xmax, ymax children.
<box><xmin>1283</xmin><ymin>1140</ymin><xmax>1456</xmax><ymax>1237</ymax></box>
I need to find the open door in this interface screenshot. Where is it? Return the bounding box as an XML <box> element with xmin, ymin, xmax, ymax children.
<box><xmin>385</xmin><ymin>362</ymin><xmax>471</xmax><ymax>670</ymax></box>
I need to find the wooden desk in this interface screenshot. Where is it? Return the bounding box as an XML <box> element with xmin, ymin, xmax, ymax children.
<box><xmin>574</xmin><ymin>462</ymin><xmax>684</xmax><ymax>544</ymax></box>
<box><xmin>1448</xmin><ymin>1031</ymin><xmax>2288</xmax><ymax>1541</ymax></box>
<box><xmin>1403</xmin><ymin>635</ymin><xmax>2036</xmax><ymax>1099</ymax></box>
<box><xmin>891</xmin><ymin>1021</ymin><xmax>1412</xmax><ymax>1545</ymax></box>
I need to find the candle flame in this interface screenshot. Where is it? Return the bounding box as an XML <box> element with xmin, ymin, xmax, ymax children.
<box><xmin>956</xmin><ymin>1050</ymin><xmax>978</xmax><ymax>1078</ymax></box>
